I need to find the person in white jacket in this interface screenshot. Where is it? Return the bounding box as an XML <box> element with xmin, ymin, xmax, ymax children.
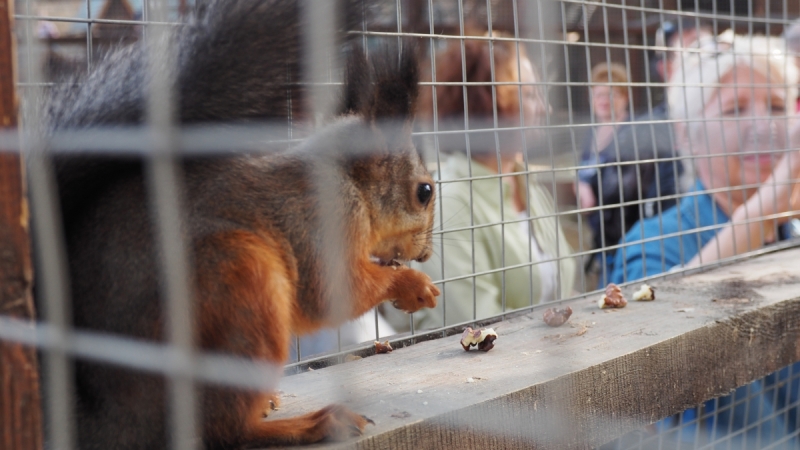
<box><xmin>384</xmin><ymin>32</ymin><xmax>577</xmax><ymax>332</ymax></box>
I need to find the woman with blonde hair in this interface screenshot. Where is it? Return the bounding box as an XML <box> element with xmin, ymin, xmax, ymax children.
<box><xmin>584</xmin><ymin>63</ymin><xmax>631</xmax><ymax>157</ymax></box>
<box><xmin>383</xmin><ymin>32</ymin><xmax>577</xmax><ymax>331</ymax></box>
<box><xmin>613</xmin><ymin>31</ymin><xmax>800</xmax><ymax>281</ymax></box>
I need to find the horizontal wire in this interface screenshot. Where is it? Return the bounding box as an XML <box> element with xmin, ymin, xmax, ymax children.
<box><xmin>1</xmin><ymin>110</ymin><xmax>797</xmax><ymax>153</ymax></box>
<box><xmin>0</xmin><ymin>315</ymin><xmax>282</xmax><ymax>391</ymax></box>
<box><xmin>14</xmin><ymin>14</ymin><xmax>184</xmax><ymax>27</ymax></box>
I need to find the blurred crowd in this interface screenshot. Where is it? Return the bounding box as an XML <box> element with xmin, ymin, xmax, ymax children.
<box><xmin>400</xmin><ymin>17</ymin><xmax>800</xmax><ymax>328</ymax></box>
<box><xmin>322</xmin><ymin>16</ymin><xmax>800</xmax><ymax>445</ymax></box>
<box><xmin>304</xmin><ymin>17</ymin><xmax>800</xmax><ymax>344</ymax></box>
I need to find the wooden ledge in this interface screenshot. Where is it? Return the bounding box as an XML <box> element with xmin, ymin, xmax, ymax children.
<box><xmin>271</xmin><ymin>247</ymin><xmax>800</xmax><ymax>449</ymax></box>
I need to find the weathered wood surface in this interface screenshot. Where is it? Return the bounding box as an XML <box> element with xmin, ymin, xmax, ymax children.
<box><xmin>269</xmin><ymin>248</ymin><xmax>800</xmax><ymax>449</ymax></box>
<box><xmin>0</xmin><ymin>0</ymin><xmax>43</xmax><ymax>448</ymax></box>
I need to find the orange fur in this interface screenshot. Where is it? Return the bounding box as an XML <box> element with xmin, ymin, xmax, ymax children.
<box><xmin>190</xmin><ymin>219</ymin><xmax>438</xmax><ymax>446</ymax></box>
<box><xmin>195</xmin><ymin>230</ymin><xmax>296</xmax><ymax>362</ymax></box>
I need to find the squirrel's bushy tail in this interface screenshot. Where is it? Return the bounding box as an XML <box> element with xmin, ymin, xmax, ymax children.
<box><xmin>47</xmin><ymin>0</ymin><xmax>368</xmax><ymax>224</ymax></box>
<box><xmin>47</xmin><ymin>0</ymin><xmax>366</xmax><ymax>129</ymax></box>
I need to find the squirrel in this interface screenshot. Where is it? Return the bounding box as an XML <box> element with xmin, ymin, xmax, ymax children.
<box><xmin>42</xmin><ymin>0</ymin><xmax>440</xmax><ymax>448</ymax></box>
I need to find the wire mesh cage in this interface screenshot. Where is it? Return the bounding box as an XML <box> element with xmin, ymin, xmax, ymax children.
<box><xmin>3</xmin><ymin>0</ymin><xmax>800</xmax><ymax>449</ymax></box>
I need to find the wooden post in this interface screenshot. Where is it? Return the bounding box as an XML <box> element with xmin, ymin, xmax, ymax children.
<box><xmin>0</xmin><ymin>0</ymin><xmax>44</xmax><ymax>448</ymax></box>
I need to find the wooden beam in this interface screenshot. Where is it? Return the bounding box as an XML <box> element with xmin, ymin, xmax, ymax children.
<box><xmin>271</xmin><ymin>247</ymin><xmax>800</xmax><ymax>449</ymax></box>
<box><xmin>0</xmin><ymin>0</ymin><xmax>43</xmax><ymax>448</ymax></box>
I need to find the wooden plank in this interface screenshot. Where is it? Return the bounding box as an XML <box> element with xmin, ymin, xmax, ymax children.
<box><xmin>0</xmin><ymin>0</ymin><xmax>43</xmax><ymax>448</ymax></box>
<box><xmin>267</xmin><ymin>247</ymin><xmax>800</xmax><ymax>449</ymax></box>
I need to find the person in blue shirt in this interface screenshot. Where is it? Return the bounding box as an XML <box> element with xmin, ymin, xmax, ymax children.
<box><xmin>611</xmin><ymin>31</ymin><xmax>800</xmax><ymax>446</ymax></box>
<box><xmin>612</xmin><ymin>30</ymin><xmax>800</xmax><ymax>285</ymax></box>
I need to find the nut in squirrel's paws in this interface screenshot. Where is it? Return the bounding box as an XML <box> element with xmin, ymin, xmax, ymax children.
<box><xmin>389</xmin><ymin>269</ymin><xmax>440</xmax><ymax>313</ymax></box>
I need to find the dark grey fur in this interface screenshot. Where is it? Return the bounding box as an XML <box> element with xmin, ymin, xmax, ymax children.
<box><xmin>40</xmin><ymin>0</ymin><xmax>424</xmax><ymax>448</ymax></box>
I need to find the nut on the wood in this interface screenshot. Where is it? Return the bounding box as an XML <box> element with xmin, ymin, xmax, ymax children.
<box><xmin>460</xmin><ymin>327</ymin><xmax>497</xmax><ymax>352</ymax></box>
<box><xmin>374</xmin><ymin>340</ymin><xmax>393</xmax><ymax>354</ymax></box>
<box><xmin>633</xmin><ymin>284</ymin><xmax>655</xmax><ymax>301</ymax></box>
<box><xmin>344</xmin><ymin>354</ymin><xmax>362</xmax><ymax>362</ymax></box>
<box><xmin>543</xmin><ymin>306</ymin><xmax>573</xmax><ymax>327</ymax></box>
<box><xmin>598</xmin><ymin>283</ymin><xmax>627</xmax><ymax>309</ymax></box>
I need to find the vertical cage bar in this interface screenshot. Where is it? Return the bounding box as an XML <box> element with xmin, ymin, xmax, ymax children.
<box><xmin>26</xmin><ymin>137</ymin><xmax>74</xmax><ymax>450</ymax></box>
<box><xmin>560</xmin><ymin>0</ymin><xmax>587</xmax><ymax>294</ymax></box>
<box><xmin>426</xmin><ymin>0</ymin><xmax>447</xmax><ymax>330</ymax></box>
<box><xmin>580</xmin><ymin>0</ymin><xmax>598</xmax><ymax>285</ymax></box>
<box><xmin>619</xmin><ymin>0</ymin><xmax>643</xmax><ymax>282</ymax></box>
<box><xmin>484</xmin><ymin>0</ymin><xmax>507</xmax><ymax>314</ymax></box>
<box><xmin>143</xmin><ymin>1</ymin><xmax>196</xmax><ymax>449</ymax></box>
<box><xmin>512</xmin><ymin>0</ymin><xmax>536</xmax><ymax>308</ymax></box>
<box><xmin>19</xmin><ymin>0</ymin><xmax>76</xmax><ymax>447</ymax></box>
<box><xmin>535</xmin><ymin>0</ymin><xmax>563</xmax><ymax>301</ymax></box>
<box><xmin>301</xmin><ymin>0</ymin><xmax>352</xmax><ymax>351</ymax></box>
<box><xmin>454</xmin><ymin>0</ymin><xmax>478</xmax><ymax>324</ymax></box>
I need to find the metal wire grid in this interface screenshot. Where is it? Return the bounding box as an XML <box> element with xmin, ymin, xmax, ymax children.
<box><xmin>601</xmin><ymin>361</ymin><xmax>800</xmax><ymax>450</ymax></box>
<box><xmin>4</xmin><ymin>0</ymin><xmax>800</xmax><ymax>448</ymax></box>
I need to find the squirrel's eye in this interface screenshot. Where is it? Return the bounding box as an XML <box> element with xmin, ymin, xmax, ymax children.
<box><xmin>416</xmin><ymin>183</ymin><xmax>433</xmax><ymax>207</ymax></box>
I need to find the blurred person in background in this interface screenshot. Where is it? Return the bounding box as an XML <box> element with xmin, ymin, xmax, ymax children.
<box><xmin>575</xmin><ymin>63</ymin><xmax>642</xmax><ymax>285</ymax></box>
<box><xmin>610</xmin><ymin>31</ymin><xmax>800</xmax><ymax>444</ymax></box>
<box><xmin>383</xmin><ymin>32</ymin><xmax>577</xmax><ymax>332</ymax></box>
<box><xmin>611</xmin><ymin>31</ymin><xmax>800</xmax><ymax>282</ymax></box>
<box><xmin>652</xmin><ymin>17</ymin><xmax>714</xmax><ymax>168</ymax></box>
<box><xmin>576</xmin><ymin>63</ymin><xmax>631</xmax><ymax>208</ymax></box>
<box><xmin>655</xmin><ymin>17</ymin><xmax>714</xmax><ymax>96</ymax></box>
<box><xmin>785</xmin><ymin>18</ymin><xmax>800</xmax><ymax>111</ymax></box>
<box><xmin>580</xmin><ymin>19</ymin><xmax>714</xmax><ymax>286</ymax></box>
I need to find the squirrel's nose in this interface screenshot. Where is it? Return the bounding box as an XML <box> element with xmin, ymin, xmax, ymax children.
<box><xmin>415</xmin><ymin>248</ymin><xmax>433</xmax><ymax>263</ymax></box>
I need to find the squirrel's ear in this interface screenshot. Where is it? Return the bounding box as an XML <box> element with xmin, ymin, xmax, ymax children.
<box><xmin>341</xmin><ymin>42</ymin><xmax>419</xmax><ymax>126</ymax></box>
<box><xmin>341</xmin><ymin>45</ymin><xmax>371</xmax><ymax>116</ymax></box>
<box><xmin>367</xmin><ymin>42</ymin><xmax>419</xmax><ymax>124</ymax></box>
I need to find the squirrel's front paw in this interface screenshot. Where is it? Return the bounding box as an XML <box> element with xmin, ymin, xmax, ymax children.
<box><xmin>389</xmin><ymin>269</ymin><xmax>440</xmax><ymax>313</ymax></box>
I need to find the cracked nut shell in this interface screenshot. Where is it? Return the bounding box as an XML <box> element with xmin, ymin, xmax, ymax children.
<box><xmin>460</xmin><ymin>327</ymin><xmax>497</xmax><ymax>352</ymax></box>
<box><xmin>543</xmin><ymin>306</ymin><xmax>573</xmax><ymax>327</ymax></box>
<box><xmin>598</xmin><ymin>283</ymin><xmax>627</xmax><ymax>309</ymax></box>
<box><xmin>633</xmin><ymin>284</ymin><xmax>655</xmax><ymax>301</ymax></box>
<box><xmin>374</xmin><ymin>340</ymin><xmax>393</xmax><ymax>354</ymax></box>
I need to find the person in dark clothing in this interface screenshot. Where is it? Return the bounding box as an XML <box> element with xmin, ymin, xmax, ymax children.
<box><xmin>575</xmin><ymin>63</ymin><xmax>631</xmax><ymax>281</ymax></box>
<box><xmin>579</xmin><ymin>112</ymin><xmax>682</xmax><ymax>285</ymax></box>
<box><xmin>578</xmin><ymin>18</ymin><xmax>713</xmax><ymax>286</ymax></box>
<box><xmin>575</xmin><ymin>63</ymin><xmax>631</xmax><ymax>216</ymax></box>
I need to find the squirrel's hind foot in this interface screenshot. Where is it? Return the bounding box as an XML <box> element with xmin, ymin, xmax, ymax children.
<box><xmin>261</xmin><ymin>393</ymin><xmax>281</xmax><ymax>418</ymax></box>
<box><xmin>307</xmin><ymin>404</ymin><xmax>374</xmax><ymax>442</ymax></box>
<box><xmin>245</xmin><ymin>404</ymin><xmax>373</xmax><ymax>445</ymax></box>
